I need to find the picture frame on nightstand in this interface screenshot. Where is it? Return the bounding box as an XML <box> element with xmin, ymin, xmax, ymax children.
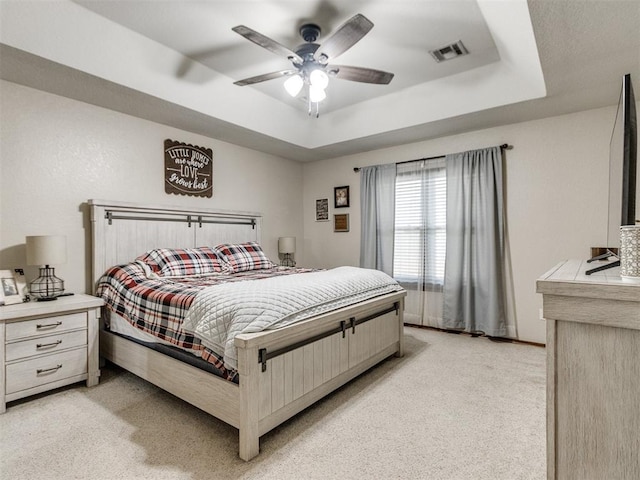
<box><xmin>0</xmin><ymin>269</ymin><xmax>27</xmax><ymax>305</ymax></box>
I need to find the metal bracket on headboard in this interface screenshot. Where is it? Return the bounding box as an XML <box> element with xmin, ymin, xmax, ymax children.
<box><xmin>198</xmin><ymin>216</ymin><xmax>256</xmax><ymax>229</ymax></box>
<box><xmin>104</xmin><ymin>210</ymin><xmax>257</xmax><ymax>229</ymax></box>
<box><xmin>104</xmin><ymin>210</ymin><xmax>192</xmax><ymax>225</ymax></box>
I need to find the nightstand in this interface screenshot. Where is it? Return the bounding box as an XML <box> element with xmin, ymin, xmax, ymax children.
<box><xmin>0</xmin><ymin>294</ymin><xmax>104</xmax><ymax>413</ymax></box>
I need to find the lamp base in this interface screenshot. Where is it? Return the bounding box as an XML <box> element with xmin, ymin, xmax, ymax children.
<box><xmin>281</xmin><ymin>253</ymin><xmax>296</xmax><ymax>267</ymax></box>
<box><xmin>29</xmin><ymin>266</ymin><xmax>65</xmax><ymax>301</ymax></box>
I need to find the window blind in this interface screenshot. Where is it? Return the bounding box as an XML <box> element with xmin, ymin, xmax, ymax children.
<box><xmin>393</xmin><ymin>158</ymin><xmax>446</xmax><ymax>285</ymax></box>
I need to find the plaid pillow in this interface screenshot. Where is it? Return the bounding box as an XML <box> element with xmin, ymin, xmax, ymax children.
<box><xmin>136</xmin><ymin>247</ymin><xmax>231</xmax><ymax>277</ymax></box>
<box><xmin>213</xmin><ymin>242</ymin><xmax>275</xmax><ymax>273</ymax></box>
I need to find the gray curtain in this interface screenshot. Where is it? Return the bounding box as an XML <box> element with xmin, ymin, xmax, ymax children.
<box><xmin>360</xmin><ymin>164</ymin><xmax>396</xmax><ymax>275</ymax></box>
<box><xmin>442</xmin><ymin>146</ymin><xmax>507</xmax><ymax>336</ymax></box>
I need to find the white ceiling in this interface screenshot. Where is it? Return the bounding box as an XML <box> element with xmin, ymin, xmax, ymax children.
<box><xmin>1</xmin><ymin>0</ymin><xmax>639</xmax><ymax>162</ymax></box>
<box><xmin>74</xmin><ymin>0</ymin><xmax>503</xmax><ymax>114</ymax></box>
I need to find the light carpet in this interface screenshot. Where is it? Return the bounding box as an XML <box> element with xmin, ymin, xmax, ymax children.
<box><xmin>0</xmin><ymin>327</ymin><xmax>546</xmax><ymax>480</ymax></box>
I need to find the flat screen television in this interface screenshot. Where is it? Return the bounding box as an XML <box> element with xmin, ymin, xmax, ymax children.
<box><xmin>587</xmin><ymin>73</ymin><xmax>638</xmax><ymax>275</ymax></box>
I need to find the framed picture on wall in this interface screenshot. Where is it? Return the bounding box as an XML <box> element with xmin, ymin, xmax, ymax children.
<box><xmin>334</xmin><ymin>214</ymin><xmax>349</xmax><ymax>232</ymax></box>
<box><xmin>315</xmin><ymin>198</ymin><xmax>329</xmax><ymax>221</ymax></box>
<box><xmin>334</xmin><ymin>186</ymin><xmax>350</xmax><ymax>208</ymax></box>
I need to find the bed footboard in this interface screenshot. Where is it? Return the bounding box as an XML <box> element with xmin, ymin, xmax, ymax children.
<box><xmin>100</xmin><ymin>293</ymin><xmax>404</xmax><ymax>462</ymax></box>
<box><xmin>235</xmin><ymin>292</ymin><xmax>405</xmax><ymax>461</ymax></box>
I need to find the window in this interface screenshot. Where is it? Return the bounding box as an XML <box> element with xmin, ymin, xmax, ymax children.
<box><xmin>393</xmin><ymin>158</ymin><xmax>446</xmax><ymax>287</ymax></box>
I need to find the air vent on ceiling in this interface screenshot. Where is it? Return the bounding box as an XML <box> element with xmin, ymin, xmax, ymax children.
<box><xmin>429</xmin><ymin>41</ymin><xmax>469</xmax><ymax>63</ymax></box>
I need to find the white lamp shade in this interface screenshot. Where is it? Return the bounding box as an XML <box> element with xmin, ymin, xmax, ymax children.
<box><xmin>26</xmin><ymin>235</ymin><xmax>67</xmax><ymax>266</ymax></box>
<box><xmin>278</xmin><ymin>237</ymin><xmax>296</xmax><ymax>254</ymax></box>
<box><xmin>309</xmin><ymin>84</ymin><xmax>326</xmax><ymax>103</ymax></box>
<box><xmin>284</xmin><ymin>74</ymin><xmax>304</xmax><ymax>97</ymax></box>
<box><xmin>309</xmin><ymin>69</ymin><xmax>329</xmax><ymax>89</ymax></box>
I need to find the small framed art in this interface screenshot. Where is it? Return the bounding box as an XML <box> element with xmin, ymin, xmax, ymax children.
<box><xmin>0</xmin><ymin>269</ymin><xmax>27</xmax><ymax>305</ymax></box>
<box><xmin>334</xmin><ymin>186</ymin><xmax>350</xmax><ymax>208</ymax></box>
<box><xmin>315</xmin><ymin>198</ymin><xmax>329</xmax><ymax>221</ymax></box>
<box><xmin>334</xmin><ymin>214</ymin><xmax>349</xmax><ymax>232</ymax></box>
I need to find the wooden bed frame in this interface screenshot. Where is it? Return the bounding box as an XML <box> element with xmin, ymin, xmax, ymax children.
<box><xmin>89</xmin><ymin>199</ymin><xmax>405</xmax><ymax>461</ymax></box>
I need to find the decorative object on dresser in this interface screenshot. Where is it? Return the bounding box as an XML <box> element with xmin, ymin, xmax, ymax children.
<box><xmin>537</xmin><ymin>259</ymin><xmax>640</xmax><ymax>480</ymax></box>
<box><xmin>89</xmin><ymin>199</ymin><xmax>405</xmax><ymax>461</ymax></box>
<box><xmin>25</xmin><ymin>235</ymin><xmax>67</xmax><ymax>301</ymax></box>
<box><xmin>0</xmin><ymin>294</ymin><xmax>104</xmax><ymax>413</ymax></box>
<box><xmin>619</xmin><ymin>225</ymin><xmax>640</xmax><ymax>279</ymax></box>
<box><xmin>278</xmin><ymin>236</ymin><xmax>296</xmax><ymax>267</ymax></box>
<box><xmin>334</xmin><ymin>185</ymin><xmax>350</xmax><ymax>208</ymax></box>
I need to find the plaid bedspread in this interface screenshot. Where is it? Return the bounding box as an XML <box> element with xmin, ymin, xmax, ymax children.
<box><xmin>96</xmin><ymin>262</ymin><xmax>316</xmax><ymax>381</ymax></box>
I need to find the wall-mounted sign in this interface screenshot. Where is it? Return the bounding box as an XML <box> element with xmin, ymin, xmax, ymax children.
<box><xmin>164</xmin><ymin>139</ymin><xmax>213</xmax><ymax>198</ymax></box>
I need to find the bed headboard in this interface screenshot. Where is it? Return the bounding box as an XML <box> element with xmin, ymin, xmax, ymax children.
<box><xmin>89</xmin><ymin>199</ymin><xmax>262</xmax><ymax>288</ymax></box>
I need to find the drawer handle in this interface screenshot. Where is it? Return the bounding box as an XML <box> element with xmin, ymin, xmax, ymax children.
<box><xmin>36</xmin><ymin>340</ymin><xmax>63</xmax><ymax>349</ymax></box>
<box><xmin>37</xmin><ymin>364</ymin><xmax>62</xmax><ymax>375</ymax></box>
<box><xmin>36</xmin><ymin>321</ymin><xmax>63</xmax><ymax>329</ymax></box>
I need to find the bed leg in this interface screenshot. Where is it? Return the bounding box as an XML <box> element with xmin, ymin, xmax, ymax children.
<box><xmin>395</xmin><ymin>298</ymin><xmax>405</xmax><ymax>358</ymax></box>
<box><xmin>237</xmin><ymin>345</ymin><xmax>261</xmax><ymax>461</ymax></box>
<box><xmin>239</xmin><ymin>428</ymin><xmax>260</xmax><ymax>461</ymax></box>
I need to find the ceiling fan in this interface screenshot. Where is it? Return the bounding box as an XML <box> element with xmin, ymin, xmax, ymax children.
<box><xmin>232</xmin><ymin>14</ymin><xmax>394</xmax><ymax>116</ymax></box>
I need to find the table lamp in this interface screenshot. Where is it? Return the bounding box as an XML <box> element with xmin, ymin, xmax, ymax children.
<box><xmin>26</xmin><ymin>235</ymin><xmax>67</xmax><ymax>301</ymax></box>
<box><xmin>278</xmin><ymin>236</ymin><xmax>296</xmax><ymax>267</ymax></box>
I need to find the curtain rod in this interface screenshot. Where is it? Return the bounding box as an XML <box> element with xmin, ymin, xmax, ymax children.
<box><xmin>353</xmin><ymin>144</ymin><xmax>513</xmax><ymax>172</ymax></box>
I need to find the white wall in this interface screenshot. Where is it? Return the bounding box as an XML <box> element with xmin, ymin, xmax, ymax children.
<box><xmin>0</xmin><ymin>80</ymin><xmax>303</xmax><ymax>294</ymax></box>
<box><xmin>302</xmin><ymin>104</ymin><xmax>632</xmax><ymax>345</ymax></box>
<box><xmin>2</xmin><ymin>77</ymin><xmax>635</xmax><ymax>346</ymax></box>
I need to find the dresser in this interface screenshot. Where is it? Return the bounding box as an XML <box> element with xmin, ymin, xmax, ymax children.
<box><xmin>537</xmin><ymin>260</ymin><xmax>640</xmax><ymax>480</ymax></box>
<box><xmin>0</xmin><ymin>294</ymin><xmax>104</xmax><ymax>412</ymax></box>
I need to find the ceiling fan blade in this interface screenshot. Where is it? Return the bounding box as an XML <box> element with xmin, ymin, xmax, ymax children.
<box><xmin>315</xmin><ymin>14</ymin><xmax>374</xmax><ymax>63</ymax></box>
<box><xmin>233</xmin><ymin>69</ymin><xmax>298</xmax><ymax>86</ymax></box>
<box><xmin>328</xmin><ymin>65</ymin><xmax>394</xmax><ymax>84</ymax></box>
<box><xmin>232</xmin><ymin>25</ymin><xmax>303</xmax><ymax>64</ymax></box>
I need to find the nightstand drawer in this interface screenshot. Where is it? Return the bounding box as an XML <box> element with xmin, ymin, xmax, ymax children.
<box><xmin>5</xmin><ymin>330</ymin><xmax>87</xmax><ymax>362</ymax></box>
<box><xmin>5</xmin><ymin>347</ymin><xmax>88</xmax><ymax>394</ymax></box>
<box><xmin>5</xmin><ymin>312</ymin><xmax>87</xmax><ymax>341</ymax></box>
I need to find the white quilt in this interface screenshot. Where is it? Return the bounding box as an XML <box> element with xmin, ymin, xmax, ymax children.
<box><xmin>181</xmin><ymin>266</ymin><xmax>403</xmax><ymax>370</ymax></box>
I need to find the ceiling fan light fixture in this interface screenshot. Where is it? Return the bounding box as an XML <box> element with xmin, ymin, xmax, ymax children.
<box><xmin>309</xmin><ymin>84</ymin><xmax>327</xmax><ymax>103</ymax></box>
<box><xmin>284</xmin><ymin>74</ymin><xmax>304</xmax><ymax>97</ymax></box>
<box><xmin>309</xmin><ymin>69</ymin><xmax>329</xmax><ymax>89</ymax></box>
<box><xmin>232</xmin><ymin>14</ymin><xmax>394</xmax><ymax>116</ymax></box>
